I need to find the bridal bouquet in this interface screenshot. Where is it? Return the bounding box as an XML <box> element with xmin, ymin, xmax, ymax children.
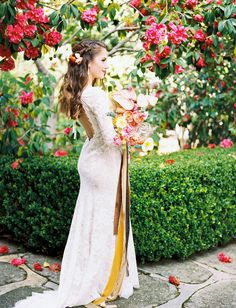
<box><xmin>108</xmin><ymin>88</ymin><xmax>156</xmax><ymax>147</ymax></box>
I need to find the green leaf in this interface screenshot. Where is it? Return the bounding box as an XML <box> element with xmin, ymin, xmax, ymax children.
<box><xmin>218</xmin><ymin>20</ymin><xmax>226</xmax><ymax>32</ymax></box>
<box><xmin>70</xmin><ymin>4</ymin><xmax>79</xmax><ymax>18</ymax></box>
<box><xmin>60</xmin><ymin>4</ymin><xmax>67</xmax><ymax>16</ymax></box>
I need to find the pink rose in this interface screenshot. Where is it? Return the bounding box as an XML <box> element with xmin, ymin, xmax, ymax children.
<box><xmin>81</xmin><ymin>8</ymin><xmax>97</xmax><ymax>26</ymax></box>
<box><xmin>220</xmin><ymin>138</ymin><xmax>233</xmax><ymax>148</ymax></box>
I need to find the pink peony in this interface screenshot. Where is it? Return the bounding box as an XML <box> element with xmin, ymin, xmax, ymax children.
<box><xmin>43</xmin><ymin>29</ymin><xmax>62</xmax><ymax>46</ymax></box>
<box><xmin>10</xmin><ymin>258</ymin><xmax>26</xmax><ymax>266</ymax></box>
<box><xmin>81</xmin><ymin>8</ymin><xmax>97</xmax><ymax>26</ymax></box>
<box><xmin>194</xmin><ymin>29</ymin><xmax>207</xmax><ymax>42</ymax></box>
<box><xmin>20</xmin><ymin>91</ymin><xmax>34</xmax><ymax>105</ymax></box>
<box><xmin>64</xmin><ymin>127</ymin><xmax>72</xmax><ymax>135</ymax></box>
<box><xmin>6</xmin><ymin>24</ymin><xmax>24</xmax><ymax>44</ymax></box>
<box><xmin>168</xmin><ymin>22</ymin><xmax>188</xmax><ymax>45</ymax></box>
<box><xmin>145</xmin><ymin>16</ymin><xmax>156</xmax><ymax>26</ymax></box>
<box><xmin>220</xmin><ymin>138</ymin><xmax>233</xmax><ymax>148</ymax></box>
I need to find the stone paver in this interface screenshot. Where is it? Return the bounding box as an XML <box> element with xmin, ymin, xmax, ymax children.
<box><xmin>0</xmin><ymin>263</ymin><xmax>26</xmax><ymax>286</ymax></box>
<box><xmin>0</xmin><ymin>238</ymin><xmax>235</xmax><ymax>308</ymax></box>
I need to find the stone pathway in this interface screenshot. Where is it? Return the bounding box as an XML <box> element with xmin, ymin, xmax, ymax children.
<box><xmin>0</xmin><ymin>236</ymin><xmax>235</xmax><ymax>308</ymax></box>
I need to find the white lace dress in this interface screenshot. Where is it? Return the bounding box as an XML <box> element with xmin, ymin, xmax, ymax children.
<box><xmin>12</xmin><ymin>86</ymin><xmax>140</xmax><ymax>308</ymax></box>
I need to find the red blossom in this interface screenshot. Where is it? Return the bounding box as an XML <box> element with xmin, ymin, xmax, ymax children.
<box><xmin>183</xmin><ymin>144</ymin><xmax>190</xmax><ymax>149</ymax></box>
<box><xmin>194</xmin><ymin>14</ymin><xmax>204</xmax><ymax>22</ymax></box>
<box><xmin>185</xmin><ymin>0</ymin><xmax>199</xmax><ymax>9</ymax></box>
<box><xmin>218</xmin><ymin>252</ymin><xmax>232</xmax><ymax>263</ymax></box>
<box><xmin>43</xmin><ymin>29</ymin><xmax>62</xmax><ymax>46</ymax></box>
<box><xmin>208</xmin><ymin>143</ymin><xmax>216</xmax><ymax>149</ymax></box>
<box><xmin>48</xmin><ymin>263</ymin><xmax>61</xmax><ymax>272</ymax></box>
<box><xmin>16</xmin><ymin>0</ymin><xmax>36</xmax><ymax>10</ymax></box>
<box><xmin>64</xmin><ymin>127</ymin><xmax>72</xmax><ymax>135</ymax></box>
<box><xmin>24</xmin><ymin>43</ymin><xmax>40</xmax><ymax>59</ymax></box>
<box><xmin>165</xmin><ymin>159</ymin><xmax>175</xmax><ymax>164</ymax></box>
<box><xmin>0</xmin><ymin>57</ymin><xmax>15</xmax><ymax>71</ymax></box>
<box><xmin>175</xmin><ymin>64</ymin><xmax>185</xmax><ymax>74</ymax></box>
<box><xmin>20</xmin><ymin>91</ymin><xmax>34</xmax><ymax>105</ymax></box>
<box><xmin>220</xmin><ymin>138</ymin><xmax>233</xmax><ymax>148</ymax></box>
<box><xmin>194</xmin><ymin>29</ymin><xmax>207</xmax><ymax>42</ymax></box>
<box><xmin>144</xmin><ymin>23</ymin><xmax>167</xmax><ymax>45</ymax></box>
<box><xmin>10</xmin><ymin>257</ymin><xmax>26</xmax><ymax>266</ymax></box>
<box><xmin>168</xmin><ymin>22</ymin><xmax>188</xmax><ymax>45</ymax></box>
<box><xmin>26</xmin><ymin>7</ymin><xmax>49</xmax><ymax>23</ymax></box>
<box><xmin>34</xmin><ymin>263</ymin><xmax>43</xmax><ymax>271</ymax></box>
<box><xmin>6</xmin><ymin>24</ymin><xmax>24</xmax><ymax>44</ymax></box>
<box><xmin>0</xmin><ymin>44</ymin><xmax>11</xmax><ymax>57</ymax></box>
<box><xmin>54</xmin><ymin>150</ymin><xmax>68</xmax><ymax>157</ymax></box>
<box><xmin>169</xmin><ymin>275</ymin><xmax>180</xmax><ymax>286</ymax></box>
<box><xmin>130</xmin><ymin>0</ymin><xmax>141</xmax><ymax>8</ymax></box>
<box><xmin>0</xmin><ymin>245</ymin><xmax>9</xmax><ymax>254</ymax></box>
<box><xmin>15</xmin><ymin>13</ymin><xmax>27</xmax><ymax>27</ymax></box>
<box><xmin>171</xmin><ymin>0</ymin><xmax>179</xmax><ymax>5</ymax></box>
<box><xmin>24</xmin><ymin>75</ymin><xmax>32</xmax><ymax>85</ymax></box>
<box><xmin>81</xmin><ymin>8</ymin><xmax>98</xmax><ymax>26</ymax></box>
<box><xmin>24</xmin><ymin>24</ymin><xmax>37</xmax><ymax>38</ymax></box>
<box><xmin>146</xmin><ymin>16</ymin><xmax>156</xmax><ymax>26</ymax></box>
<box><xmin>196</xmin><ymin>55</ymin><xmax>206</xmax><ymax>67</ymax></box>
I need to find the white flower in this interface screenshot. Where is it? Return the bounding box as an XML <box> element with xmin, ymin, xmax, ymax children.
<box><xmin>137</xmin><ymin>94</ymin><xmax>149</xmax><ymax>108</ymax></box>
<box><xmin>115</xmin><ymin>116</ymin><xmax>127</xmax><ymax>129</ymax></box>
<box><xmin>142</xmin><ymin>137</ymin><xmax>154</xmax><ymax>152</ymax></box>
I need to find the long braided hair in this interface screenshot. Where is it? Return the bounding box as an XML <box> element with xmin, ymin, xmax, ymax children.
<box><xmin>58</xmin><ymin>39</ymin><xmax>107</xmax><ymax>120</ymax></box>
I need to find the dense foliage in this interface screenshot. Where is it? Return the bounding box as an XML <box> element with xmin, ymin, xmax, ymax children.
<box><xmin>0</xmin><ymin>146</ymin><xmax>235</xmax><ymax>261</ymax></box>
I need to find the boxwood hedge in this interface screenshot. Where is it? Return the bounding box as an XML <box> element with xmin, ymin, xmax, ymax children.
<box><xmin>0</xmin><ymin>146</ymin><xmax>235</xmax><ymax>263</ymax></box>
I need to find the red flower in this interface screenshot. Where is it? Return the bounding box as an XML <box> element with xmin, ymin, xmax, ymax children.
<box><xmin>24</xmin><ymin>75</ymin><xmax>32</xmax><ymax>85</ymax></box>
<box><xmin>144</xmin><ymin>23</ymin><xmax>167</xmax><ymax>45</ymax></box>
<box><xmin>0</xmin><ymin>44</ymin><xmax>11</xmax><ymax>57</ymax></box>
<box><xmin>10</xmin><ymin>258</ymin><xmax>27</xmax><ymax>266</ymax></box>
<box><xmin>140</xmin><ymin>53</ymin><xmax>153</xmax><ymax>64</ymax></box>
<box><xmin>81</xmin><ymin>8</ymin><xmax>98</xmax><ymax>26</ymax></box>
<box><xmin>48</xmin><ymin>263</ymin><xmax>61</xmax><ymax>272</ymax></box>
<box><xmin>169</xmin><ymin>275</ymin><xmax>180</xmax><ymax>286</ymax></box>
<box><xmin>43</xmin><ymin>29</ymin><xmax>62</xmax><ymax>46</ymax></box>
<box><xmin>34</xmin><ymin>263</ymin><xmax>43</xmax><ymax>271</ymax></box>
<box><xmin>0</xmin><ymin>57</ymin><xmax>15</xmax><ymax>71</ymax></box>
<box><xmin>20</xmin><ymin>91</ymin><xmax>34</xmax><ymax>105</ymax></box>
<box><xmin>208</xmin><ymin>143</ymin><xmax>216</xmax><ymax>149</ymax></box>
<box><xmin>175</xmin><ymin>65</ymin><xmax>185</xmax><ymax>74</ymax></box>
<box><xmin>205</xmin><ymin>37</ymin><xmax>213</xmax><ymax>46</ymax></box>
<box><xmin>26</xmin><ymin>7</ymin><xmax>49</xmax><ymax>23</ymax></box>
<box><xmin>6</xmin><ymin>24</ymin><xmax>24</xmax><ymax>44</ymax></box>
<box><xmin>183</xmin><ymin>144</ymin><xmax>190</xmax><ymax>149</ymax></box>
<box><xmin>24</xmin><ymin>24</ymin><xmax>37</xmax><ymax>38</ymax></box>
<box><xmin>218</xmin><ymin>252</ymin><xmax>232</xmax><ymax>263</ymax></box>
<box><xmin>165</xmin><ymin>159</ymin><xmax>175</xmax><ymax>164</ymax></box>
<box><xmin>130</xmin><ymin>0</ymin><xmax>141</xmax><ymax>8</ymax></box>
<box><xmin>194</xmin><ymin>29</ymin><xmax>207</xmax><ymax>42</ymax></box>
<box><xmin>168</xmin><ymin>22</ymin><xmax>188</xmax><ymax>45</ymax></box>
<box><xmin>15</xmin><ymin>13</ymin><xmax>27</xmax><ymax>27</ymax></box>
<box><xmin>185</xmin><ymin>0</ymin><xmax>199</xmax><ymax>9</ymax></box>
<box><xmin>11</xmin><ymin>160</ymin><xmax>20</xmax><ymax>169</ymax></box>
<box><xmin>146</xmin><ymin>16</ymin><xmax>156</xmax><ymax>26</ymax></box>
<box><xmin>16</xmin><ymin>0</ymin><xmax>36</xmax><ymax>10</ymax></box>
<box><xmin>24</xmin><ymin>43</ymin><xmax>40</xmax><ymax>59</ymax></box>
<box><xmin>0</xmin><ymin>245</ymin><xmax>9</xmax><ymax>254</ymax></box>
<box><xmin>220</xmin><ymin>138</ymin><xmax>233</xmax><ymax>148</ymax></box>
<box><xmin>196</xmin><ymin>55</ymin><xmax>206</xmax><ymax>67</ymax></box>
<box><xmin>54</xmin><ymin>150</ymin><xmax>68</xmax><ymax>157</ymax></box>
<box><xmin>64</xmin><ymin>127</ymin><xmax>72</xmax><ymax>135</ymax></box>
<box><xmin>194</xmin><ymin>14</ymin><xmax>204</xmax><ymax>22</ymax></box>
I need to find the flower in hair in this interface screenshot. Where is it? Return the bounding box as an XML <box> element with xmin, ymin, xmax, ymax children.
<box><xmin>69</xmin><ymin>52</ymin><xmax>83</xmax><ymax>64</ymax></box>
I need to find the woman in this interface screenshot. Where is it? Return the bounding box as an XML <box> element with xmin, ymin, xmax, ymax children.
<box><xmin>13</xmin><ymin>39</ymin><xmax>139</xmax><ymax>308</ymax></box>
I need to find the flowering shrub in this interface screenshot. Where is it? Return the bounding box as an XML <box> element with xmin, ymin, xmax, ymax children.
<box><xmin>0</xmin><ymin>0</ymin><xmax>62</xmax><ymax>71</ymax></box>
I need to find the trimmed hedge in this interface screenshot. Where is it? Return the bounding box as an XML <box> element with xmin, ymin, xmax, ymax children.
<box><xmin>0</xmin><ymin>146</ymin><xmax>235</xmax><ymax>262</ymax></box>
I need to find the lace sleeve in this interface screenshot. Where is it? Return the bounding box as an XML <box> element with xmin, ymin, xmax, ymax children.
<box><xmin>82</xmin><ymin>87</ymin><xmax>122</xmax><ymax>151</ymax></box>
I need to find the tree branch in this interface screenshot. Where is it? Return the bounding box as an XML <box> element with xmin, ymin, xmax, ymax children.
<box><xmin>108</xmin><ymin>29</ymin><xmax>140</xmax><ymax>56</ymax></box>
<box><xmin>102</xmin><ymin>26</ymin><xmax>140</xmax><ymax>40</ymax></box>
